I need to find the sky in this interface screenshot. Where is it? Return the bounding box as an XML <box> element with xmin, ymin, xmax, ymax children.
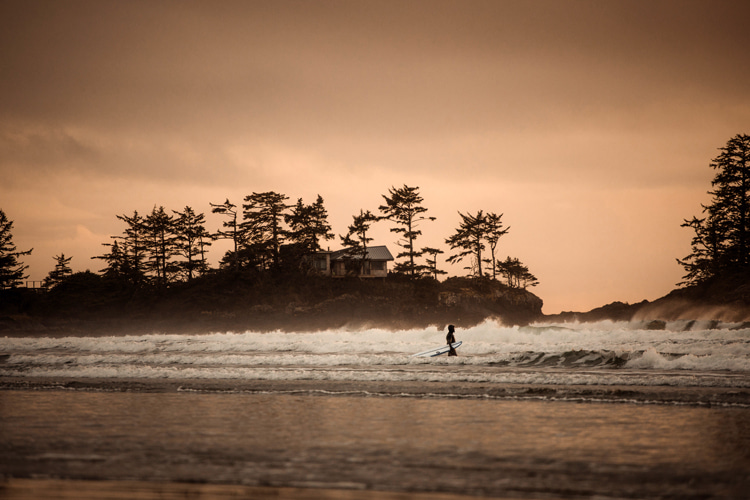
<box><xmin>1</xmin><ymin>0</ymin><xmax>748</xmax><ymax>314</ymax></box>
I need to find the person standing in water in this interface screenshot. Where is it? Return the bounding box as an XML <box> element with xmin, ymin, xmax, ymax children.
<box><xmin>446</xmin><ymin>324</ymin><xmax>457</xmax><ymax>356</ymax></box>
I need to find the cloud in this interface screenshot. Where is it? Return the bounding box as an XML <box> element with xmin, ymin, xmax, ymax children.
<box><xmin>1</xmin><ymin>0</ymin><xmax>748</xmax><ymax>313</ymax></box>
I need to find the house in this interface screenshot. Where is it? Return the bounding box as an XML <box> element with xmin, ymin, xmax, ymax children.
<box><xmin>312</xmin><ymin>245</ymin><xmax>394</xmax><ymax>278</ymax></box>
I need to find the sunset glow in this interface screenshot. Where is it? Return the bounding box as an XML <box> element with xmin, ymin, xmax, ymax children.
<box><xmin>1</xmin><ymin>0</ymin><xmax>748</xmax><ymax>313</ymax></box>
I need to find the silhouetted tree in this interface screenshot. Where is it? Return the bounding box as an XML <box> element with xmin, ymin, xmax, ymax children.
<box><xmin>340</xmin><ymin>209</ymin><xmax>378</xmax><ymax>275</ymax></box>
<box><xmin>678</xmin><ymin>134</ymin><xmax>750</xmax><ymax>285</ymax></box>
<box><xmin>0</xmin><ymin>209</ymin><xmax>32</xmax><ymax>288</ymax></box>
<box><xmin>422</xmin><ymin>246</ymin><xmax>446</xmax><ymax>280</ymax></box>
<box><xmin>173</xmin><ymin>206</ymin><xmax>211</xmax><ymax>280</ymax></box>
<box><xmin>482</xmin><ymin>212</ymin><xmax>510</xmax><ymax>280</ymax></box>
<box><xmin>497</xmin><ymin>256</ymin><xmax>538</xmax><ymax>289</ymax></box>
<box><xmin>242</xmin><ymin>191</ymin><xmax>291</xmax><ymax>270</ymax></box>
<box><xmin>144</xmin><ymin>206</ymin><xmax>178</xmax><ymax>286</ymax></box>
<box><xmin>286</xmin><ymin>195</ymin><xmax>334</xmax><ymax>254</ymax></box>
<box><xmin>43</xmin><ymin>253</ymin><xmax>73</xmax><ymax>289</ymax></box>
<box><xmin>92</xmin><ymin>240</ymin><xmax>133</xmax><ymax>281</ymax></box>
<box><xmin>445</xmin><ymin>210</ymin><xmax>487</xmax><ymax>277</ymax></box>
<box><xmin>678</xmin><ymin>215</ymin><xmax>723</xmax><ymax>285</ymax></box>
<box><xmin>94</xmin><ymin>211</ymin><xmax>147</xmax><ymax>285</ymax></box>
<box><xmin>379</xmin><ymin>185</ymin><xmax>435</xmax><ymax>277</ymax></box>
<box><xmin>210</xmin><ymin>199</ymin><xmax>242</xmax><ymax>270</ymax></box>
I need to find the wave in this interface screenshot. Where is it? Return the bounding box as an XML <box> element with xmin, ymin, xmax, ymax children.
<box><xmin>1</xmin><ymin>320</ymin><xmax>748</xmax><ymax>388</ymax></box>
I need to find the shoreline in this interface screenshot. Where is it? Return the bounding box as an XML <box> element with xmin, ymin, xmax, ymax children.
<box><xmin>3</xmin><ymin>376</ymin><xmax>749</xmax><ymax>407</ymax></box>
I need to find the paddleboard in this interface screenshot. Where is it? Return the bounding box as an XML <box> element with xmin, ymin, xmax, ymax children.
<box><xmin>412</xmin><ymin>341</ymin><xmax>462</xmax><ymax>357</ymax></box>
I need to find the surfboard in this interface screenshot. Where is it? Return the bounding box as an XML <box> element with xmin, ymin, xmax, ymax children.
<box><xmin>412</xmin><ymin>341</ymin><xmax>462</xmax><ymax>357</ymax></box>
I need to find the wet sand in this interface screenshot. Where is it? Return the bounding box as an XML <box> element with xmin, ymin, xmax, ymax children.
<box><xmin>2</xmin><ymin>377</ymin><xmax>749</xmax><ymax>499</ymax></box>
<box><xmin>3</xmin><ymin>375</ymin><xmax>750</xmax><ymax>406</ymax></box>
<box><xmin>1</xmin><ymin>478</ymin><xmax>485</xmax><ymax>500</ymax></box>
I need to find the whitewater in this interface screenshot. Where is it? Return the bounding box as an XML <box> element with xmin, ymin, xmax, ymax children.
<box><xmin>2</xmin><ymin>319</ymin><xmax>749</xmax><ymax>394</ymax></box>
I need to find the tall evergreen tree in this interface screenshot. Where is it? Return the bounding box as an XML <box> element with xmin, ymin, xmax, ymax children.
<box><xmin>445</xmin><ymin>210</ymin><xmax>487</xmax><ymax>278</ymax></box>
<box><xmin>482</xmin><ymin>212</ymin><xmax>510</xmax><ymax>280</ymax></box>
<box><xmin>144</xmin><ymin>206</ymin><xmax>178</xmax><ymax>286</ymax></box>
<box><xmin>173</xmin><ymin>206</ymin><xmax>211</xmax><ymax>280</ymax></box>
<box><xmin>340</xmin><ymin>209</ymin><xmax>378</xmax><ymax>275</ymax></box>
<box><xmin>111</xmin><ymin>210</ymin><xmax>147</xmax><ymax>284</ymax></box>
<box><xmin>241</xmin><ymin>191</ymin><xmax>291</xmax><ymax>270</ymax></box>
<box><xmin>379</xmin><ymin>185</ymin><xmax>434</xmax><ymax>277</ymax></box>
<box><xmin>678</xmin><ymin>134</ymin><xmax>750</xmax><ymax>284</ymax></box>
<box><xmin>43</xmin><ymin>254</ymin><xmax>73</xmax><ymax>289</ymax></box>
<box><xmin>0</xmin><ymin>209</ymin><xmax>32</xmax><ymax>288</ymax></box>
<box><xmin>92</xmin><ymin>240</ymin><xmax>131</xmax><ymax>280</ymax></box>
<box><xmin>285</xmin><ymin>195</ymin><xmax>334</xmax><ymax>254</ymax></box>
<box><xmin>210</xmin><ymin>199</ymin><xmax>242</xmax><ymax>271</ymax></box>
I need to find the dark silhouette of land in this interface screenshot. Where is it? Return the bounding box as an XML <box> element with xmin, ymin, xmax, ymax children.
<box><xmin>546</xmin><ymin>272</ymin><xmax>750</xmax><ymax>326</ymax></box>
<box><xmin>0</xmin><ymin>273</ymin><xmax>544</xmax><ymax>337</ymax></box>
<box><xmin>3</xmin><ymin>269</ymin><xmax>749</xmax><ymax>338</ymax></box>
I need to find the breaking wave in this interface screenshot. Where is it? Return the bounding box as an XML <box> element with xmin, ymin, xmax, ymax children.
<box><xmin>1</xmin><ymin>319</ymin><xmax>748</xmax><ymax>388</ymax></box>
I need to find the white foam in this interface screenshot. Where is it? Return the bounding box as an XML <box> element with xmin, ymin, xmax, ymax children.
<box><xmin>2</xmin><ymin>319</ymin><xmax>748</xmax><ymax>387</ymax></box>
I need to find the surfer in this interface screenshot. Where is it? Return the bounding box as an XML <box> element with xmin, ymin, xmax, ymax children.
<box><xmin>446</xmin><ymin>325</ymin><xmax>457</xmax><ymax>356</ymax></box>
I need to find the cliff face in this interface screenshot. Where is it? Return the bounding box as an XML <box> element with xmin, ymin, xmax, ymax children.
<box><xmin>233</xmin><ymin>277</ymin><xmax>544</xmax><ymax>332</ymax></box>
<box><xmin>437</xmin><ymin>282</ymin><xmax>543</xmax><ymax>326</ymax></box>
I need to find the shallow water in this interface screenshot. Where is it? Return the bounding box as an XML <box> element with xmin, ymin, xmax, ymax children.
<box><xmin>2</xmin><ymin>320</ymin><xmax>749</xmax><ymax>392</ymax></box>
<box><xmin>1</xmin><ymin>390</ymin><xmax>748</xmax><ymax>498</ymax></box>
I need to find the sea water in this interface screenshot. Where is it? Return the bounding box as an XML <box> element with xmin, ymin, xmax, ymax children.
<box><xmin>1</xmin><ymin>319</ymin><xmax>748</xmax><ymax>390</ymax></box>
<box><xmin>1</xmin><ymin>319</ymin><xmax>749</xmax><ymax>499</ymax></box>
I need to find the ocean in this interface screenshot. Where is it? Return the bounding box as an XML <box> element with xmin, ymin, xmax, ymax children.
<box><xmin>1</xmin><ymin>319</ymin><xmax>749</xmax><ymax>499</ymax></box>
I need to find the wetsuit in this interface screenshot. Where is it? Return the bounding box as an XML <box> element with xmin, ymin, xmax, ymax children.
<box><xmin>446</xmin><ymin>329</ymin><xmax>457</xmax><ymax>356</ymax></box>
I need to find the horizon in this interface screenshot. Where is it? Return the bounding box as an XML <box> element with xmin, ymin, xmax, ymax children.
<box><xmin>2</xmin><ymin>0</ymin><xmax>749</xmax><ymax>314</ymax></box>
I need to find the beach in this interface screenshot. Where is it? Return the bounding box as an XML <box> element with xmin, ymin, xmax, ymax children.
<box><xmin>1</xmin><ymin>320</ymin><xmax>749</xmax><ymax>498</ymax></box>
<box><xmin>2</xmin><ymin>377</ymin><xmax>749</xmax><ymax>499</ymax></box>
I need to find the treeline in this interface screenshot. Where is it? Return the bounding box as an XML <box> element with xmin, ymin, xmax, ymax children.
<box><xmin>678</xmin><ymin>134</ymin><xmax>750</xmax><ymax>286</ymax></box>
<box><xmin>1</xmin><ymin>185</ymin><xmax>538</xmax><ymax>291</ymax></box>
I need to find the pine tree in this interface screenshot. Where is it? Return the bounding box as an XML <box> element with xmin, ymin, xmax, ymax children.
<box><xmin>285</xmin><ymin>195</ymin><xmax>334</xmax><ymax>254</ymax></box>
<box><xmin>379</xmin><ymin>185</ymin><xmax>434</xmax><ymax>277</ymax></box>
<box><xmin>110</xmin><ymin>211</ymin><xmax>147</xmax><ymax>284</ymax></box>
<box><xmin>144</xmin><ymin>206</ymin><xmax>178</xmax><ymax>286</ymax></box>
<box><xmin>421</xmin><ymin>246</ymin><xmax>446</xmax><ymax>280</ymax></box>
<box><xmin>173</xmin><ymin>206</ymin><xmax>211</xmax><ymax>280</ymax></box>
<box><xmin>482</xmin><ymin>212</ymin><xmax>510</xmax><ymax>280</ymax></box>
<box><xmin>340</xmin><ymin>209</ymin><xmax>378</xmax><ymax>275</ymax></box>
<box><xmin>497</xmin><ymin>256</ymin><xmax>538</xmax><ymax>289</ymax></box>
<box><xmin>678</xmin><ymin>134</ymin><xmax>750</xmax><ymax>284</ymax></box>
<box><xmin>445</xmin><ymin>210</ymin><xmax>487</xmax><ymax>277</ymax></box>
<box><xmin>92</xmin><ymin>240</ymin><xmax>131</xmax><ymax>280</ymax></box>
<box><xmin>210</xmin><ymin>199</ymin><xmax>242</xmax><ymax>271</ymax></box>
<box><xmin>43</xmin><ymin>254</ymin><xmax>73</xmax><ymax>289</ymax></box>
<box><xmin>0</xmin><ymin>209</ymin><xmax>32</xmax><ymax>288</ymax></box>
<box><xmin>241</xmin><ymin>192</ymin><xmax>291</xmax><ymax>270</ymax></box>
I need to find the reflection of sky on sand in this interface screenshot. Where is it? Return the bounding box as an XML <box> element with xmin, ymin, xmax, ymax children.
<box><xmin>1</xmin><ymin>391</ymin><xmax>748</xmax><ymax>498</ymax></box>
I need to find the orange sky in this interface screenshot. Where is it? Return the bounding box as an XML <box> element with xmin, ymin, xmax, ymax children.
<box><xmin>1</xmin><ymin>0</ymin><xmax>748</xmax><ymax>314</ymax></box>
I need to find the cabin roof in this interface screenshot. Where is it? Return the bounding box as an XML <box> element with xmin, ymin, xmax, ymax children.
<box><xmin>330</xmin><ymin>245</ymin><xmax>394</xmax><ymax>261</ymax></box>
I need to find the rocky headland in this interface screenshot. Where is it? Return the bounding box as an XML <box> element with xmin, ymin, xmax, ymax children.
<box><xmin>546</xmin><ymin>272</ymin><xmax>750</xmax><ymax>326</ymax></box>
<box><xmin>0</xmin><ymin>274</ymin><xmax>544</xmax><ymax>336</ymax></box>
